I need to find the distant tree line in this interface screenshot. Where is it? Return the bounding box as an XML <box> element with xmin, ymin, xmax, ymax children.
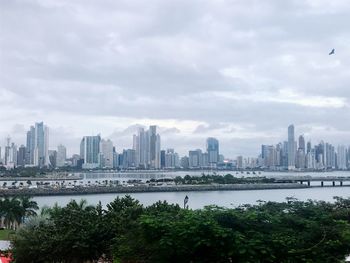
<box><xmin>6</xmin><ymin>195</ymin><xmax>350</xmax><ymax>262</ymax></box>
<box><xmin>174</xmin><ymin>174</ymin><xmax>276</xmax><ymax>185</ymax></box>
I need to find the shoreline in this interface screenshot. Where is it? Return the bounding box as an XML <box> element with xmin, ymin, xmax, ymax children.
<box><xmin>0</xmin><ymin>183</ymin><xmax>312</xmax><ymax>197</ymax></box>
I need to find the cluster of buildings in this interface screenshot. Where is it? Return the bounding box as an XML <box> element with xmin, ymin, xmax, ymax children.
<box><xmin>79</xmin><ymin>126</ymin><xmax>162</xmax><ymax>169</ymax></box>
<box><xmin>236</xmin><ymin>125</ymin><xmax>350</xmax><ymax>171</ymax></box>
<box><xmin>0</xmin><ymin>122</ymin><xmax>53</xmax><ymax>169</ymax></box>
<box><xmin>0</xmin><ymin>122</ymin><xmax>349</xmax><ymax>171</ymax></box>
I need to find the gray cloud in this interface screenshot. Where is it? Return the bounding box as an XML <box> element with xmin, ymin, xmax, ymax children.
<box><xmin>1</xmin><ymin>0</ymin><xmax>350</xmax><ymax>158</ymax></box>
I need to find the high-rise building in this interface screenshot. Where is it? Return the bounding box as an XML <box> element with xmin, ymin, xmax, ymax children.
<box><xmin>306</xmin><ymin>141</ymin><xmax>312</xmax><ymax>153</ymax></box>
<box><xmin>100</xmin><ymin>139</ymin><xmax>114</xmax><ymax>168</ymax></box>
<box><xmin>236</xmin><ymin>156</ymin><xmax>243</xmax><ymax>169</ymax></box>
<box><xmin>25</xmin><ymin>122</ymin><xmax>49</xmax><ymax>167</ymax></box>
<box><xmin>48</xmin><ymin>150</ymin><xmax>57</xmax><ymax>168</ymax></box>
<box><xmin>160</xmin><ymin>150</ymin><xmax>166</xmax><ymax>169</ymax></box>
<box><xmin>81</xmin><ymin>135</ymin><xmax>101</xmax><ymax>169</ymax></box>
<box><xmin>26</xmin><ymin>126</ymin><xmax>35</xmax><ymax>165</ymax></box>
<box><xmin>202</xmin><ymin>152</ymin><xmax>209</xmax><ymax>168</ymax></box>
<box><xmin>133</xmin><ymin>126</ymin><xmax>161</xmax><ymax>169</ymax></box>
<box><xmin>315</xmin><ymin>142</ymin><xmax>324</xmax><ymax>168</ymax></box>
<box><xmin>180</xmin><ymin>156</ymin><xmax>189</xmax><ymax>169</ymax></box>
<box><xmin>6</xmin><ymin>142</ymin><xmax>17</xmax><ymax>169</ymax></box>
<box><xmin>34</xmin><ymin>122</ymin><xmax>49</xmax><ymax>167</ymax></box>
<box><xmin>122</xmin><ymin>149</ymin><xmax>136</xmax><ymax>169</ymax></box>
<box><xmin>288</xmin><ymin>124</ymin><xmax>295</xmax><ymax>170</ymax></box>
<box><xmin>4</xmin><ymin>137</ymin><xmax>11</xmax><ymax>166</ymax></box>
<box><xmin>17</xmin><ymin>145</ymin><xmax>26</xmax><ymax>167</ymax></box>
<box><xmin>149</xmin><ymin>126</ymin><xmax>161</xmax><ymax>169</ymax></box>
<box><xmin>189</xmin><ymin>149</ymin><xmax>202</xmax><ymax>168</ymax></box>
<box><xmin>164</xmin><ymin>149</ymin><xmax>179</xmax><ymax>169</ymax></box>
<box><xmin>134</xmin><ymin>128</ymin><xmax>148</xmax><ymax>168</ymax></box>
<box><xmin>325</xmin><ymin>143</ymin><xmax>335</xmax><ymax>169</ymax></box>
<box><xmin>56</xmin><ymin>144</ymin><xmax>67</xmax><ymax>167</ymax></box>
<box><xmin>298</xmin><ymin>135</ymin><xmax>305</xmax><ymax>154</ymax></box>
<box><xmin>296</xmin><ymin>149</ymin><xmax>305</xmax><ymax>169</ymax></box>
<box><xmin>306</xmin><ymin>149</ymin><xmax>316</xmax><ymax>169</ymax></box>
<box><xmin>207</xmin><ymin>137</ymin><xmax>219</xmax><ymax>167</ymax></box>
<box><xmin>337</xmin><ymin>145</ymin><xmax>347</xmax><ymax>170</ymax></box>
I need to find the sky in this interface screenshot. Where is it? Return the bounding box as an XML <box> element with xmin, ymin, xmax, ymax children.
<box><xmin>1</xmin><ymin>0</ymin><xmax>350</xmax><ymax>158</ymax></box>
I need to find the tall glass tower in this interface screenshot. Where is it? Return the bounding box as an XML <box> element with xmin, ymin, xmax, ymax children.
<box><xmin>206</xmin><ymin>137</ymin><xmax>219</xmax><ymax>167</ymax></box>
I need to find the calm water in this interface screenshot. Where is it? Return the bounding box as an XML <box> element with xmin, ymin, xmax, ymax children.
<box><xmin>3</xmin><ymin>171</ymin><xmax>350</xmax><ymax>187</ymax></box>
<box><xmin>33</xmin><ymin>186</ymin><xmax>350</xmax><ymax>209</ymax></box>
<box><xmin>3</xmin><ymin>171</ymin><xmax>350</xmax><ymax>209</ymax></box>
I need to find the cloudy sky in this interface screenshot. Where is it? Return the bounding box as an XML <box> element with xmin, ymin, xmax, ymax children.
<box><xmin>1</xmin><ymin>0</ymin><xmax>350</xmax><ymax>158</ymax></box>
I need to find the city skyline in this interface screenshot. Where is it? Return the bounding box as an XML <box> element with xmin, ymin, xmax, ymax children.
<box><xmin>0</xmin><ymin>122</ymin><xmax>349</xmax><ymax>170</ymax></box>
<box><xmin>1</xmin><ymin>1</ymin><xmax>350</xmax><ymax>159</ymax></box>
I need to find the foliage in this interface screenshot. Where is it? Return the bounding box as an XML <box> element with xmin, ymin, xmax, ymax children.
<box><xmin>0</xmin><ymin>196</ymin><xmax>39</xmax><ymax>229</ymax></box>
<box><xmin>175</xmin><ymin>174</ymin><xmax>275</xmax><ymax>185</ymax></box>
<box><xmin>10</xmin><ymin>196</ymin><xmax>350</xmax><ymax>263</ymax></box>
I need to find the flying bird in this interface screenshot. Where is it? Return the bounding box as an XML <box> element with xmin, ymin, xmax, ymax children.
<box><xmin>329</xmin><ymin>48</ymin><xmax>335</xmax><ymax>55</ymax></box>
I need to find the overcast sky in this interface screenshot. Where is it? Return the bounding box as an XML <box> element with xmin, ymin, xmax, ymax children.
<box><xmin>1</xmin><ymin>0</ymin><xmax>350</xmax><ymax>158</ymax></box>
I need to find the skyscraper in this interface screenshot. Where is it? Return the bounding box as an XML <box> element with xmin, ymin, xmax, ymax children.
<box><xmin>34</xmin><ymin>122</ymin><xmax>49</xmax><ymax>167</ymax></box>
<box><xmin>17</xmin><ymin>145</ymin><xmax>26</xmax><ymax>167</ymax></box>
<box><xmin>100</xmin><ymin>139</ymin><xmax>114</xmax><ymax>168</ymax></box>
<box><xmin>133</xmin><ymin>126</ymin><xmax>161</xmax><ymax>169</ymax></box>
<box><xmin>207</xmin><ymin>137</ymin><xmax>219</xmax><ymax>167</ymax></box>
<box><xmin>5</xmin><ymin>142</ymin><xmax>17</xmax><ymax>168</ymax></box>
<box><xmin>149</xmin><ymin>125</ymin><xmax>161</xmax><ymax>169</ymax></box>
<box><xmin>48</xmin><ymin>150</ymin><xmax>57</xmax><ymax>168</ymax></box>
<box><xmin>4</xmin><ymin>137</ymin><xmax>10</xmax><ymax>166</ymax></box>
<box><xmin>288</xmin><ymin>124</ymin><xmax>295</xmax><ymax>170</ymax></box>
<box><xmin>25</xmin><ymin>122</ymin><xmax>49</xmax><ymax>167</ymax></box>
<box><xmin>337</xmin><ymin>145</ymin><xmax>347</xmax><ymax>170</ymax></box>
<box><xmin>56</xmin><ymin>144</ymin><xmax>67</xmax><ymax>167</ymax></box>
<box><xmin>26</xmin><ymin>126</ymin><xmax>35</xmax><ymax>165</ymax></box>
<box><xmin>81</xmin><ymin>135</ymin><xmax>101</xmax><ymax>169</ymax></box>
<box><xmin>298</xmin><ymin>135</ymin><xmax>305</xmax><ymax>154</ymax></box>
<box><xmin>189</xmin><ymin>149</ymin><xmax>202</xmax><ymax>168</ymax></box>
<box><xmin>134</xmin><ymin>128</ymin><xmax>148</xmax><ymax>168</ymax></box>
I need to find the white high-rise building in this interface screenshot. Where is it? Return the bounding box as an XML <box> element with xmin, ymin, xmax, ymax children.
<box><xmin>134</xmin><ymin>128</ymin><xmax>148</xmax><ymax>168</ymax></box>
<box><xmin>6</xmin><ymin>142</ymin><xmax>17</xmax><ymax>169</ymax></box>
<box><xmin>56</xmin><ymin>144</ymin><xmax>67</xmax><ymax>167</ymax></box>
<box><xmin>306</xmin><ymin>150</ymin><xmax>316</xmax><ymax>169</ymax></box>
<box><xmin>133</xmin><ymin>126</ymin><xmax>161</xmax><ymax>169</ymax></box>
<box><xmin>288</xmin><ymin>124</ymin><xmax>295</xmax><ymax>170</ymax></box>
<box><xmin>100</xmin><ymin>139</ymin><xmax>114</xmax><ymax>168</ymax></box>
<box><xmin>164</xmin><ymin>149</ymin><xmax>179</xmax><ymax>169</ymax></box>
<box><xmin>337</xmin><ymin>145</ymin><xmax>347</xmax><ymax>170</ymax></box>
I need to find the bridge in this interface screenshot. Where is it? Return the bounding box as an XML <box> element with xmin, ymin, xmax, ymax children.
<box><xmin>273</xmin><ymin>176</ymin><xmax>350</xmax><ymax>187</ymax></box>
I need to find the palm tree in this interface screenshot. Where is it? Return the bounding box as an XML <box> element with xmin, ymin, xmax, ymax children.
<box><xmin>2</xmin><ymin>197</ymin><xmax>22</xmax><ymax>229</ymax></box>
<box><xmin>67</xmin><ymin>199</ymin><xmax>94</xmax><ymax>212</ymax></box>
<box><xmin>18</xmin><ymin>196</ymin><xmax>39</xmax><ymax>223</ymax></box>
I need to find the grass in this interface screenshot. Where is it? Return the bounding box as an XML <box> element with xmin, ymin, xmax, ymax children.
<box><xmin>0</xmin><ymin>229</ymin><xmax>14</xmax><ymax>240</ymax></box>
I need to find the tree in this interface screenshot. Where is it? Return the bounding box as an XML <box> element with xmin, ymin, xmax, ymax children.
<box><xmin>10</xmin><ymin>197</ymin><xmax>350</xmax><ymax>263</ymax></box>
<box><xmin>18</xmin><ymin>196</ymin><xmax>39</xmax><ymax>223</ymax></box>
<box><xmin>1</xmin><ymin>197</ymin><xmax>22</xmax><ymax>229</ymax></box>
